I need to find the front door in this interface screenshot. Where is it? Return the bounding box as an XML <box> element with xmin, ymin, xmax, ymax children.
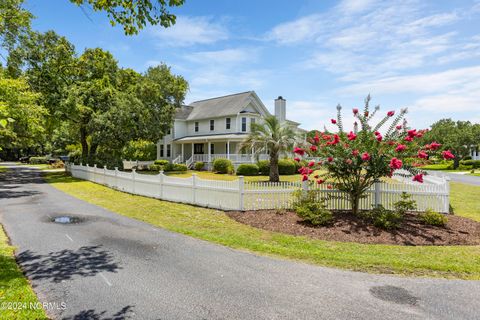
<box><xmin>194</xmin><ymin>143</ymin><xmax>204</xmax><ymax>154</ymax></box>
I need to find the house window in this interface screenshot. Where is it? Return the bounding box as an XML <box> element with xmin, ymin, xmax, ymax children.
<box><xmin>195</xmin><ymin>122</ymin><xmax>199</xmax><ymax>132</ymax></box>
<box><xmin>167</xmin><ymin>128</ymin><xmax>171</xmax><ymax>135</ymax></box>
<box><xmin>226</xmin><ymin>118</ymin><xmax>231</xmax><ymax>129</ymax></box>
<box><xmin>210</xmin><ymin>119</ymin><xmax>215</xmax><ymax>131</ymax></box>
<box><xmin>241</xmin><ymin>117</ymin><xmax>247</xmax><ymax>132</ymax></box>
<box><xmin>210</xmin><ymin>143</ymin><xmax>215</xmax><ymax>155</ymax></box>
<box><xmin>166</xmin><ymin>144</ymin><xmax>171</xmax><ymax>157</ymax></box>
<box><xmin>160</xmin><ymin>144</ymin><xmax>164</xmax><ymax>158</ymax></box>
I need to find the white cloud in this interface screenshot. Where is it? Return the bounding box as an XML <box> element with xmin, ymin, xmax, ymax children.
<box><xmin>149</xmin><ymin>16</ymin><xmax>228</xmax><ymax>46</ymax></box>
<box><xmin>336</xmin><ymin>0</ymin><xmax>379</xmax><ymax>15</ymax></box>
<box><xmin>266</xmin><ymin>14</ymin><xmax>324</xmax><ymax>44</ymax></box>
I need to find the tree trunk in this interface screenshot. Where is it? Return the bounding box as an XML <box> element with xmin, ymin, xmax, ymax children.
<box><xmin>453</xmin><ymin>157</ymin><xmax>460</xmax><ymax>169</ymax></box>
<box><xmin>350</xmin><ymin>193</ymin><xmax>361</xmax><ymax>215</ymax></box>
<box><xmin>80</xmin><ymin>127</ymin><xmax>88</xmax><ymax>160</ymax></box>
<box><xmin>269</xmin><ymin>152</ymin><xmax>280</xmax><ymax>182</ymax></box>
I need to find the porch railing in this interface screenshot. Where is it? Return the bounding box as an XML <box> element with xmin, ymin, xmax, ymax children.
<box><xmin>189</xmin><ymin>154</ymin><xmax>269</xmax><ymax>163</ymax></box>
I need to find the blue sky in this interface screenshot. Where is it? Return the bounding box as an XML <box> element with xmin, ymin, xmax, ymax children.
<box><xmin>25</xmin><ymin>0</ymin><xmax>480</xmax><ymax>131</ymax></box>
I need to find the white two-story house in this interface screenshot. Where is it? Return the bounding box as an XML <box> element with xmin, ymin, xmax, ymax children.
<box><xmin>157</xmin><ymin>91</ymin><xmax>304</xmax><ymax>167</ymax></box>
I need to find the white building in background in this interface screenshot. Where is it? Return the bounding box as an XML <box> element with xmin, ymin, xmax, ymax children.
<box><xmin>156</xmin><ymin>91</ymin><xmax>305</xmax><ymax>167</ymax></box>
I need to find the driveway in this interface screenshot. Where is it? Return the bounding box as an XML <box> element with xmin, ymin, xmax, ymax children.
<box><xmin>1</xmin><ymin>163</ymin><xmax>479</xmax><ymax>320</ymax></box>
<box><xmin>426</xmin><ymin>170</ymin><xmax>480</xmax><ymax>186</ymax></box>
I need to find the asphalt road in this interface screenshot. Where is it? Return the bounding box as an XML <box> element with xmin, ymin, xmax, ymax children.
<box><xmin>432</xmin><ymin>171</ymin><xmax>480</xmax><ymax>186</ymax></box>
<box><xmin>1</xmin><ymin>163</ymin><xmax>479</xmax><ymax>320</ymax></box>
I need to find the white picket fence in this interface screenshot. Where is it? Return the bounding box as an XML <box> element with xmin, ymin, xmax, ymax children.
<box><xmin>66</xmin><ymin>164</ymin><xmax>450</xmax><ymax>212</ymax></box>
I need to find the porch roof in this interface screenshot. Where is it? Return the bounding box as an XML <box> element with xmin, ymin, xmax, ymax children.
<box><xmin>174</xmin><ymin>133</ymin><xmax>249</xmax><ymax>143</ymax></box>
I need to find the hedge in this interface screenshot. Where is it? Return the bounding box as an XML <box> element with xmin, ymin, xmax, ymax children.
<box><xmin>257</xmin><ymin>160</ymin><xmax>270</xmax><ymax>175</ymax></box>
<box><xmin>257</xmin><ymin>159</ymin><xmax>296</xmax><ymax>175</ymax></box>
<box><xmin>29</xmin><ymin>156</ymin><xmax>48</xmax><ymax>164</ymax></box>
<box><xmin>194</xmin><ymin>162</ymin><xmax>205</xmax><ymax>171</ymax></box>
<box><xmin>213</xmin><ymin>158</ymin><xmax>233</xmax><ymax>174</ymax></box>
<box><xmin>460</xmin><ymin>160</ymin><xmax>480</xmax><ymax>168</ymax></box>
<box><xmin>236</xmin><ymin>164</ymin><xmax>259</xmax><ymax>176</ymax></box>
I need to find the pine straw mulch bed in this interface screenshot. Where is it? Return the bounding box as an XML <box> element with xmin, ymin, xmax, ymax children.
<box><xmin>227</xmin><ymin>210</ymin><xmax>480</xmax><ymax>246</ymax></box>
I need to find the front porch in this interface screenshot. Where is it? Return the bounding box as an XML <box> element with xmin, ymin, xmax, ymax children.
<box><xmin>158</xmin><ymin>134</ymin><xmax>269</xmax><ymax>168</ymax></box>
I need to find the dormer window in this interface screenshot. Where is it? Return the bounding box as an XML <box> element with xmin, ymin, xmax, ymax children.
<box><xmin>226</xmin><ymin>118</ymin><xmax>231</xmax><ymax>129</ymax></box>
<box><xmin>210</xmin><ymin>119</ymin><xmax>215</xmax><ymax>131</ymax></box>
<box><xmin>241</xmin><ymin>117</ymin><xmax>247</xmax><ymax>132</ymax></box>
<box><xmin>195</xmin><ymin>122</ymin><xmax>199</xmax><ymax>132</ymax></box>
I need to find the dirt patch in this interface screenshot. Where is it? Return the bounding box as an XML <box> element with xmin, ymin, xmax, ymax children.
<box><xmin>227</xmin><ymin>210</ymin><xmax>480</xmax><ymax>246</ymax></box>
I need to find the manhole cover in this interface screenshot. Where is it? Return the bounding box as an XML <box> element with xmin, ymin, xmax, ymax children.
<box><xmin>51</xmin><ymin>216</ymin><xmax>83</xmax><ymax>224</ymax></box>
<box><xmin>369</xmin><ymin>285</ymin><xmax>419</xmax><ymax>305</ymax></box>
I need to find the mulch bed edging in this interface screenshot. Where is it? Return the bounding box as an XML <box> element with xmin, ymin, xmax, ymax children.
<box><xmin>227</xmin><ymin>210</ymin><xmax>480</xmax><ymax>246</ymax></box>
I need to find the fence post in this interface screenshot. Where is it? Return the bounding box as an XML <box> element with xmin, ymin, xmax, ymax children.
<box><xmin>158</xmin><ymin>171</ymin><xmax>164</xmax><ymax>199</ymax></box>
<box><xmin>238</xmin><ymin>176</ymin><xmax>244</xmax><ymax>210</ymax></box>
<box><xmin>93</xmin><ymin>164</ymin><xmax>97</xmax><ymax>183</ymax></box>
<box><xmin>132</xmin><ymin>169</ymin><xmax>136</xmax><ymax>194</ymax></box>
<box><xmin>114</xmin><ymin>167</ymin><xmax>118</xmax><ymax>189</ymax></box>
<box><xmin>374</xmin><ymin>181</ymin><xmax>381</xmax><ymax>208</ymax></box>
<box><xmin>192</xmin><ymin>173</ymin><xmax>197</xmax><ymax>204</ymax></box>
<box><xmin>302</xmin><ymin>179</ymin><xmax>309</xmax><ymax>197</ymax></box>
<box><xmin>445</xmin><ymin>176</ymin><xmax>451</xmax><ymax>213</ymax></box>
<box><xmin>103</xmin><ymin>165</ymin><xmax>107</xmax><ymax>185</ymax></box>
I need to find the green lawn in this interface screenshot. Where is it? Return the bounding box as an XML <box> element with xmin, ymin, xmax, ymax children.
<box><xmin>0</xmin><ymin>225</ymin><xmax>48</xmax><ymax>319</ymax></box>
<box><xmin>45</xmin><ymin>172</ymin><xmax>480</xmax><ymax>280</ymax></box>
<box><xmin>162</xmin><ymin>170</ymin><xmax>308</xmax><ymax>182</ymax></box>
<box><xmin>450</xmin><ymin>182</ymin><xmax>480</xmax><ymax>222</ymax></box>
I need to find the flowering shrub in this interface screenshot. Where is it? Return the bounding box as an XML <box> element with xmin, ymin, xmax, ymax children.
<box><xmin>293</xmin><ymin>95</ymin><xmax>454</xmax><ymax>215</ymax></box>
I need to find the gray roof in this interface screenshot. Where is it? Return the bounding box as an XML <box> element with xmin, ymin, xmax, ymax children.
<box><xmin>174</xmin><ymin>105</ymin><xmax>193</xmax><ymax>120</ymax></box>
<box><xmin>185</xmin><ymin>91</ymin><xmax>255</xmax><ymax>120</ymax></box>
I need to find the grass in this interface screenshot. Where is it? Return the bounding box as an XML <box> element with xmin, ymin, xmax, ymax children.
<box><xmin>449</xmin><ymin>182</ymin><xmax>480</xmax><ymax>222</ymax></box>
<box><xmin>0</xmin><ymin>225</ymin><xmax>48</xmax><ymax>319</ymax></box>
<box><xmin>45</xmin><ymin>172</ymin><xmax>480</xmax><ymax>280</ymax></box>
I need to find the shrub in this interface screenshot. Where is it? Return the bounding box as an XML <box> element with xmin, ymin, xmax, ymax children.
<box><xmin>49</xmin><ymin>161</ymin><xmax>65</xmax><ymax>169</ymax></box>
<box><xmin>121</xmin><ymin>140</ymin><xmax>156</xmax><ymax>161</ymax></box>
<box><xmin>236</xmin><ymin>164</ymin><xmax>259</xmax><ymax>176</ymax></box>
<box><xmin>154</xmin><ymin>159</ymin><xmax>169</xmax><ymax>166</ymax></box>
<box><xmin>149</xmin><ymin>164</ymin><xmax>162</xmax><ymax>172</ymax></box>
<box><xmin>463</xmin><ymin>155</ymin><xmax>472</xmax><ymax>161</ymax></box>
<box><xmin>29</xmin><ymin>156</ymin><xmax>48</xmax><ymax>164</ymax></box>
<box><xmin>393</xmin><ymin>192</ymin><xmax>417</xmax><ymax>214</ymax></box>
<box><xmin>460</xmin><ymin>160</ymin><xmax>480</xmax><ymax>168</ymax></box>
<box><xmin>420</xmin><ymin>209</ymin><xmax>448</xmax><ymax>226</ymax></box>
<box><xmin>293</xmin><ymin>190</ymin><xmax>333</xmax><ymax>226</ymax></box>
<box><xmin>213</xmin><ymin>158</ymin><xmax>233</xmax><ymax>174</ymax></box>
<box><xmin>173</xmin><ymin>164</ymin><xmax>188</xmax><ymax>171</ymax></box>
<box><xmin>364</xmin><ymin>205</ymin><xmax>403</xmax><ymax>230</ymax></box>
<box><xmin>278</xmin><ymin>159</ymin><xmax>296</xmax><ymax>175</ymax></box>
<box><xmin>257</xmin><ymin>160</ymin><xmax>270</xmax><ymax>175</ymax></box>
<box><xmin>459</xmin><ymin>164</ymin><xmax>473</xmax><ymax>171</ymax></box>
<box><xmin>194</xmin><ymin>162</ymin><xmax>205</xmax><ymax>171</ymax></box>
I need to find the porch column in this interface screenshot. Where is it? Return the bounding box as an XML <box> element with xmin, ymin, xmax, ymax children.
<box><xmin>181</xmin><ymin>144</ymin><xmax>184</xmax><ymax>162</ymax></box>
<box><xmin>227</xmin><ymin>141</ymin><xmax>230</xmax><ymax>160</ymax></box>
<box><xmin>191</xmin><ymin>143</ymin><xmax>194</xmax><ymax>160</ymax></box>
<box><xmin>208</xmin><ymin>141</ymin><xmax>211</xmax><ymax>163</ymax></box>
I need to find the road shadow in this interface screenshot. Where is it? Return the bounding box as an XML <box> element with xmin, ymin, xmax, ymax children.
<box><xmin>62</xmin><ymin>306</ymin><xmax>135</xmax><ymax>320</ymax></box>
<box><xmin>17</xmin><ymin>245</ymin><xmax>120</xmax><ymax>283</ymax></box>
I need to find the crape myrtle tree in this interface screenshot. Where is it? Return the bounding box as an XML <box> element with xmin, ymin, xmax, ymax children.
<box><xmin>293</xmin><ymin>96</ymin><xmax>455</xmax><ymax>215</ymax></box>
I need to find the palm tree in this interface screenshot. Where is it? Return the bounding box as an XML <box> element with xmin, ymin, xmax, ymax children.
<box><xmin>241</xmin><ymin>116</ymin><xmax>297</xmax><ymax>182</ymax></box>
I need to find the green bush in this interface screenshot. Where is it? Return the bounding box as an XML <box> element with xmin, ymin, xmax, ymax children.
<box><xmin>393</xmin><ymin>192</ymin><xmax>417</xmax><ymax>214</ymax></box>
<box><xmin>29</xmin><ymin>156</ymin><xmax>48</xmax><ymax>164</ymax></box>
<box><xmin>213</xmin><ymin>158</ymin><xmax>233</xmax><ymax>174</ymax></box>
<box><xmin>463</xmin><ymin>155</ymin><xmax>472</xmax><ymax>160</ymax></box>
<box><xmin>364</xmin><ymin>205</ymin><xmax>403</xmax><ymax>230</ymax></box>
<box><xmin>172</xmin><ymin>164</ymin><xmax>187</xmax><ymax>171</ymax></box>
<box><xmin>257</xmin><ymin>160</ymin><xmax>270</xmax><ymax>175</ymax></box>
<box><xmin>460</xmin><ymin>160</ymin><xmax>480</xmax><ymax>168</ymax></box>
<box><xmin>419</xmin><ymin>209</ymin><xmax>448</xmax><ymax>226</ymax></box>
<box><xmin>459</xmin><ymin>164</ymin><xmax>473</xmax><ymax>170</ymax></box>
<box><xmin>236</xmin><ymin>164</ymin><xmax>259</xmax><ymax>176</ymax></box>
<box><xmin>149</xmin><ymin>164</ymin><xmax>162</xmax><ymax>172</ymax></box>
<box><xmin>292</xmin><ymin>190</ymin><xmax>333</xmax><ymax>226</ymax></box>
<box><xmin>194</xmin><ymin>162</ymin><xmax>205</xmax><ymax>171</ymax></box>
<box><xmin>121</xmin><ymin>140</ymin><xmax>156</xmax><ymax>161</ymax></box>
<box><xmin>278</xmin><ymin>159</ymin><xmax>296</xmax><ymax>175</ymax></box>
<box><xmin>154</xmin><ymin>159</ymin><xmax>169</xmax><ymax>166</ymax></box>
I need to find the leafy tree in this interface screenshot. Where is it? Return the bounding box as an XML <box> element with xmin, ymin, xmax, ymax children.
<box><xmin>0</xmin><ymin>71</ymin><xmax>46</xmax><ymax>151</ymax></box>
<box><xmin>421</xmin><ymin>119</ymin><xmax>479</xmax><ymax>168</ymax></box>
<box><xmin>0</xmin><ymin>0</ymin><xmax>32</xmax><ymax>55</ymax></box>
<box><xmin>241</xmin><ymin>116</ymin><xmax>297</xmax><ymax>182</ymax></box>
<box><xmin>294</xmin><ymin>97</ymin><xmax>452</xmax><ymax>215</ymax></box>
<box><xmin>69</xmin><ymin>0</ymin><xmax>186</xmax><ymax>35</ymax></box>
